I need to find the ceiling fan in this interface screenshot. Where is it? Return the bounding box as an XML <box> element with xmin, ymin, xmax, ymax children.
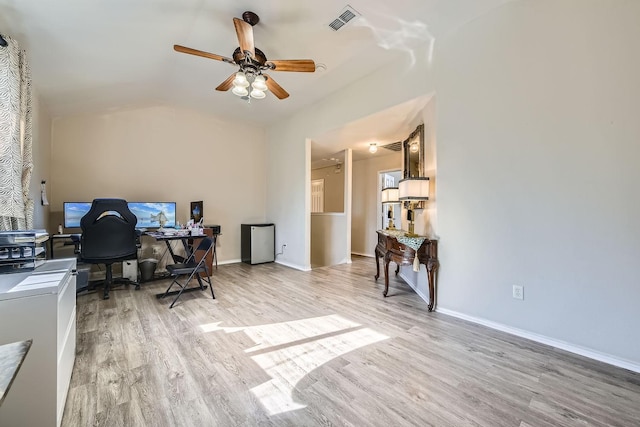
<box><xmin>174</xmin><ymin>11</ymin><xmax>316</xmax><ymax>100</ymax></box>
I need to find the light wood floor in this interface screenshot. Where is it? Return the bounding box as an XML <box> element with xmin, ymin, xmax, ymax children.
<box><xmin>62</xmin><ymin>257</ymin><xmax>640</xmax><ymax>427</ymax></box>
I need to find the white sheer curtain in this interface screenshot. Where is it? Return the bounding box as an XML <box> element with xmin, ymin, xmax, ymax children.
<box><xmin>0</xmin><ymin>35</ymin><xmax>33</xmax><ymax>231</ymax></box>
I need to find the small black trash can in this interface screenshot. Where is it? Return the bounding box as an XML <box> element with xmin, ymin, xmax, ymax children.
<box><xmin>139</xmin><ymin>258</ymin><xmax>158</xmax><ymax>282</ymax></box>
<box><xmin>76</xmin><ymin>264</ymin><xmax>92</xmax><ymax>293</ymax></box>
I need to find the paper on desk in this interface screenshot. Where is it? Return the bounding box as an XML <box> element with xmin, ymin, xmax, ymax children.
<box><xmin>7</xmin><ymin>272</ymin><xmax>66</xmax><ymax>293</ymax></box>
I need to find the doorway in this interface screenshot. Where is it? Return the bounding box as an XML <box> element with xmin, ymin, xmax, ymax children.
<box><xmin>379</xmin><ymin>169</ymin><xmax>402</xmax><ymax>230</ymax></box>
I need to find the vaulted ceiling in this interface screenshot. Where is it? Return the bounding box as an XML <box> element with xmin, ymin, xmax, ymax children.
<box><xmin>1</xmin><ymin>0</ymin><xmax>511</xmax><ymax>126</ymax></box>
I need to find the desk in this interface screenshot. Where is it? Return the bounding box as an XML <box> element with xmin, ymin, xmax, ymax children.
<box><xmin>0</xmin><ymin>340</ymin><xmax>32</xmax><ymax>407</ymax></box>
<box><xmin>374</xmin><ymin>230</ymin><xmax>439</xmax><ymax>311</ymax></box>
<box><xmin>145</xmin><ymin>229</ymin><xmax>219</xmax><ymax>269</ymax></box>
<box><xmin>145</xmin><ymin>231</ymin><xmax>193</xmax><ymax>264</ymax></box>
<box><xmin>145</xmin><ymin>230</ymin><xmax>216</xmax><ymax>298</ymax></box>
<box><xmin>49</xmin><ymin>234</ymin><xmax>80</xmax><ymax>259</ymax></box>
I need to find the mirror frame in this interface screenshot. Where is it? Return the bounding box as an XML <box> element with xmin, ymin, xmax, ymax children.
<box><xmin>403</xmin><ymin>124</ymin><xmax>425</xmax><ymax>179</ymax></box>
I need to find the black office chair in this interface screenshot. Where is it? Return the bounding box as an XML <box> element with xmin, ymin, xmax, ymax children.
<box><xmin>79</xmin><ymin>198</ymin><xmax>139</xmax><ymax>299</ymax></box>
<box><xmin>161</xmin><ymin>236</ymin><xmax>215</xmax><ymax>308</ymax></box>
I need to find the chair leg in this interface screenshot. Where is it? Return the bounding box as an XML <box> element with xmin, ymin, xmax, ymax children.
<box><xmin>114</xmin><ymin>277</ymin><xmax>140</xmax><ymax>290</ymax></box>
<box><xmin>161</xmin><ymin>278</ymin><xmax>179</xmax><ymax>299</ymax></box>
<box><xmin>103</xmin><ymin>264</ymin><xmax>112</xmax><ymax>300</ymax></box>
<box><xmin>209</xmin><ymin>278</ymin><xmax>215</xmax><ymax>299</ymax></box>
<box><xmin>169</xmin><ymin>271</ymin><xmax>198</xmax><ymax>308</ymax></box>
<box><xmin>201</xmin><ymin>266</ymin><xmax>214</xmax><ymax>299</ymax></box>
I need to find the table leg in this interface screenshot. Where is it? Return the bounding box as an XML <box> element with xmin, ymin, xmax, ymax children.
<box><xmin>213</xmin><ymin>235</ymin><xmax>218</xmax><ymax>270</ymax></box>
<box><xmin>180</xmin><ymin>239</ymin><xmax>192</xmax><ymax>258</ymax></box>
<box><xmin>374</xmin><ymin>247</ymin><xmax>380</xmax><ymax>280</ymax></box>
<box><xmin>165</xmin><ymin>240</ymin><xmax>179</xmax><ymax>263</ymax></box>
<box><xmin>426</xmin><ymin>259</ymin><xmax>439</xmax><ymax>311</ymax></box>
<box><xmin>383</xmin><ymin>254</ymin><xmax>391</xmax><ymax>297</ymax></box>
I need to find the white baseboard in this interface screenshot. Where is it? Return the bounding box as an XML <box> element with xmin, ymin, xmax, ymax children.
<box><xmin>220</xmin><ymin>258</ymin><xmax>309</xmax><ymax>271</ymax></box>
<box><xmin>396</xmin><ymin>271</ymin><xmax>640</xmax><ymax>373</ymax></box>
<box><xmin>436</xmin><ymin>307</ymin><xmax>640</xmax><ymax>374</ymax></box>
<box><xmin>351</xmin><ymin>252</ymin><xmax>374</xmax><ymax>258</ymax></box>
<box><xmin>275</xmin><ymin>259</ymin><xmax>311</xmax><ymax>271</ymax></box>
<box><xmin>399</xmin><ymin>271</ymin><xmax>431</xmax><ymax>303</ymax></box>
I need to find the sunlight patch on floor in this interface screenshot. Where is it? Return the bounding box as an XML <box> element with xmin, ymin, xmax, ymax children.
<box><xmin>200</xmin><ymin>315</ymin><xmax>389</xmax><ymax>415</ymax></box>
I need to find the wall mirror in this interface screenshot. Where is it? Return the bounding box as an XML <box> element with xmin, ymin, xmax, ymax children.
<box><xmin>403</xmin><ymin>124</ymin><xmax>425</xmax><ymax>178</ymax></box>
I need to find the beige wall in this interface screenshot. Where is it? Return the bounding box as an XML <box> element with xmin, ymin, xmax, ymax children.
<box><xmin>310</xmin><ymin>213</ymin><xmax>348</xmax><ymax>268</ymax></box>
<box><xmin>267</xmin><ymin>0</ymin><xmax>640</xmax><ymax>369</ymax></box>
<box><xmin>351</xmin><ymin>152</ymin><xmax>402</xmax><ymax>256</ymax></box>
<box><xmin>50</xmin><ymin>105</ymin><xmax>266</xmax><ymax>263</ymax></box>
<box><xmin>311</xmin><ymin>164</ymin><xmax>344</xmax><ymax>212</ymax></box>
<box><xmin>30</xmin><ymin>90</ymin><xmax>52</xmax><ymax>230</ymax></box>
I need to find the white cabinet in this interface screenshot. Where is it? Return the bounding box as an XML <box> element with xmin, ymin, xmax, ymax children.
<box><xmin>0</xmin><ymin>258</ymin><xmax>77</xmax><ymax>427</ymax></box>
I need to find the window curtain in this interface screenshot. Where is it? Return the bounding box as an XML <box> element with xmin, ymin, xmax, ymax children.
<box><xmin>0</xmin><ymin>35</ymin><xmax>33</xmax><ymax>231</ymax></box>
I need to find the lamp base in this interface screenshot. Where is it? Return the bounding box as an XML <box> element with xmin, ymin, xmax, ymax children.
<box><xmin>386</xmin><ymin>218</ymin><xmax>395</xmax><ymax>230</ymax></box>
<box><xmin>405</xmin><ymin>222</ymin><xmax>418</xmax><ymax>238</ymax></box>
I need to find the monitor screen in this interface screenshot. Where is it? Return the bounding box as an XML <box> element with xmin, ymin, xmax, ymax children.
<box><xmin>63</xmin><ymin>202</ymin><xmax>92</xmax><ymax>228</ymax></box>
<box><xmin>127</xmin><ymin>202</ymin><xmax>176</xmax><ymax>229</ymax></box>
<box><xmin>63</xmin><ymin>201</ymin><xmax>177</xmax><ymax>229</ymax></box>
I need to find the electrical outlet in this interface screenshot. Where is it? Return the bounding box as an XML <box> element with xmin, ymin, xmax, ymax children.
<box><xmin>512</xmin><ymin>285</ymin><xmax>524</xmax><ymax>300</ymax></box>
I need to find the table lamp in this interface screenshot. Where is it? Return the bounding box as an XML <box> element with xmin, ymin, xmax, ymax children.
<box><xmin>398</xmin><ymin>177</ymin><xmax>429</xmax><ymax>237</ymax></box>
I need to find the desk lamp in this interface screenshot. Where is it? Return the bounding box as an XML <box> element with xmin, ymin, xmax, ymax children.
<box><xmin>381</xmin><ymin>187</ymin><xmax>399</xmax><ymax>230</ymax></box>
<box><xmin>398</xmin><ymin>177</ymin><xmax>429</xmax><ymax>237</ymax></box>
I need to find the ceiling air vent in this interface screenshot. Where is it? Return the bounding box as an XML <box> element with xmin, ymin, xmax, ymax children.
<box><xmin>328</xmin><ymin>5</ymin><xmax>361</xmax><ymax>31</ymax></box>
<box><xmin>382</xmin><ymin>141</ymin><xmax>402</xmax><ymax>152</ymax></box>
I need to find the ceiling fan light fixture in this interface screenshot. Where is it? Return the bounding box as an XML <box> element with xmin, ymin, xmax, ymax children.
<box><xmin>232</xmin><ymin>85</ymin><xmax>249</xmax><ymax>97</ymax></box>
<box><xmin>252</xmin><ymin>75</ymin><xmax>268</xmax><ymax>91</ymax></box>
<box><xmin>174</xmin><ymin>11</ymin><xmax>315</xmax><ymax>101</ymax></box>
<box><xmin>369</xmin><ymin>143</ymin><xmax>378</xmax><ymax>154</ymax></box>
<box><xmin>233</xmin><ymin>71</ymin><xmax>249</xmax><ymax>87</ymax></box>
<box><xmin>250</xmin><ymin>89</ymin><xmax>266</xmax><ymax>99</ymax></box>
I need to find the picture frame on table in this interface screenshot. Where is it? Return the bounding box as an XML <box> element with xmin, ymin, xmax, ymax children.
<box><xmin>190</xmin><ymin>201</ymin><xmax>203</xmax><ymax>223</ymax></box>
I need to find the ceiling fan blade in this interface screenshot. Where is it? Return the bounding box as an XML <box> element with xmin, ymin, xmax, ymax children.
<box><xmin>233</xmin><ymin>17</ymin><xmax>255</xmax><ymax>58</ymax></box>
<box><xmin>267</xmin><ymin>60</ymin><xmax>316</xmax><ymax>72</ymax></box>
<box><xmin>173</xmin><ymin>45</ymin><xmax>234</xmax><ymax>64</ymax></box>
<box><xmin>264</xmin><ymin>74</ymin><xmax>289</xmax><ymax>99</ymax></box>
<box><xmin>216</xmin><ymin>73</ymin><xmax>236</xmax><ymax>91</ymax></box>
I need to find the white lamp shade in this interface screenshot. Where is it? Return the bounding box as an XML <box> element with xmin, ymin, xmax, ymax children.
<box><xmin>398</xmin><ymin>177</ymin><xmax>429</xmax><ymax>200</ymax></box>
<box><xmin>250</xmin><ymin>89</ymin><xmax>266</xmax><ymax>99</ymax></box>
<box><xmin>252</xmin><ymin>75</ymin><xmax>268</xmax><ymax>91</ymax></box>
<box><xmin>381</xmin><ymin>187</ymin><xmax>399</xmax><ymax>203</ymax></box>
<box><xmin>233</xmin><ymin>72</ymin><xmax>249</xmax><ymax>87</ymax></box>
<box><xmin>232</xmin><ymin>85</ymin><xmax>249</xmax><ymax>97</ymax></box>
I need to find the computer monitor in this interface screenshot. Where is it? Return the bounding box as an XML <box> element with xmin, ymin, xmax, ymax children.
<box><xmin>127</xmin><ymin>202</ymin><xmax>176</xmax><ymax>228</ymax></box>
<box><xmin>63</xmin><ymin>201</ymin><xmax>177</xmax><ymax>229</ymax></box>
<box><xmin>63</xmin><ymin>202</ymin><xmax>92</xmax><ymax>228</ymax></box>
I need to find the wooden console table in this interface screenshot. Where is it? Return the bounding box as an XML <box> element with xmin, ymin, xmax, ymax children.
<box><xmin>374</xmin><ymin>230</ymin><xmax>439</xmax><ymax>311</ymax></box>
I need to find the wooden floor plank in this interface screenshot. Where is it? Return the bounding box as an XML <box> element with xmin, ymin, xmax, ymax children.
<box><xmin>62</xmin><ymin>257</ymin><xmax>640</xmax><ymax>426</ymax></box>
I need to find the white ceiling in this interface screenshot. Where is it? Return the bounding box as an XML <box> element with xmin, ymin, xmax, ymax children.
<box><xmin>310</xmin><ymin>94</ymin><xmax>432</xmax><ymax>167</ymax></box>
<box><xmin>0</xmin><ymin>0</ymin><xmax>510</xmax><ymax>126</ymax></box>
